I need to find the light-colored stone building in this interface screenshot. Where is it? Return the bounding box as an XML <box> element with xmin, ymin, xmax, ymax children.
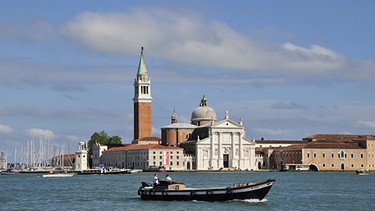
<box><xmin>99</xmin><ymin>143</ymin><xmax>192</xmax><ymax>171</ymax></box>
<box><xmin>92</xmin><ymin>143</ymin><xmax>108</xmax><ymax>168</ymax></box>
<box><xmin>270</xmin><ymin>134</ymin><xmax>375</xmax><ymax>171</ymax></box>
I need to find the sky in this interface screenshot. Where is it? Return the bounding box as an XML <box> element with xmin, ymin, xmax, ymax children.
<box><xmin>1</xmin><ymin>0</ymin><xmax>375</xmax><ymax>155</ymax></box>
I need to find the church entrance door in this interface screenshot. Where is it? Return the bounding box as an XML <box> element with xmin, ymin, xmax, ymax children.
<box><xmin>223</xmin><ymin>154</ymin><xmax>229</xmax><ymax>168</ymax></box>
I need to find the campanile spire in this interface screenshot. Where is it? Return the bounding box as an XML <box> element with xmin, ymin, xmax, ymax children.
<box><xmin>133</xmin><ymin>47</ymin><xmax>152</xmax><ymax>140</ymax></box>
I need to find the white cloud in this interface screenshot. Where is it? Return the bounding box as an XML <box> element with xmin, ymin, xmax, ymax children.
<box><xmin>0</xmin><ymin>6</ymin><xmax>374</xmax><ymax>89</ymax></box>
<box><xmin>61</xmin><ymin>7</ymin><xmax>375</xmax><ymax>81</ymax></box>
<box><xmin>357</xmin><ymin>120</ymin><xmax>375</xmax><ymax>129</ymax></box>
<box><xmin>0</xmin><ymin>124</ymin><xmax>13</xmax><ymax>134</ymax></box>
<box><xmin>26</xmin><ymin>128</ymin><xmax>55</xmax><ymax>139</ymax></box>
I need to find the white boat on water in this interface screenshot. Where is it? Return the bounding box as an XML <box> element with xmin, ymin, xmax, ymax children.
<box><xmin>355</xmin><ymin>168</ymin><xmax>368</xmax><ymax>176</ymax></box>
<box><xmin>1</xmin><ymin>169</ymin><xmax>20</xmax><ymax>175</ymax></box>
<box><xmin>42</xmin><ymin>170</ymin><xmax>74</xmax><ymax>178</ymax></box>
<box><xmin>129</xmin><ymin>169</ymin><xmax>142</xmax><ymax>174</ymax></box>
<box><xmin>77</xmin><ymin>167</ymin><xmax>131</xmax><ymax>175</ymax></box>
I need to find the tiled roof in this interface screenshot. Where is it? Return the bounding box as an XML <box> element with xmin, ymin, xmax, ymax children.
<box><xmin>256</xmin><ymin>140</ymin><xmax>306</xmax><ymax>144</ymax></box>
<box><xmin>303</xmin><ymin>134</ymin><xmax>375</xmax><ymax>142</ymax></box>
<box><xmin>136</xmin><ymin>137</ymin><xmax>161</xmax><ymax>141</ymax></box>
<box><xmin>126</xmin><ymin>144</ymin><xmax>182</xmax><ymax>150</ymax></box>
<box><xmin>104</xmin><ymin>144</ymin><xmax>182</xmax><ymax>152</ymax></box>
<box><xmin>284</xmin><ymin>144</ymin><xmax>308</xmax><ymax>149</ymax></box>
<box><xmin>269</xmin><ymin>141</ymin><xmax>364</xmax><ymax>150</ymax></box>
<box><xmin>304</xmin><ymin>142</ymin><xmax>363</xmax><ymax>149</ymax></box>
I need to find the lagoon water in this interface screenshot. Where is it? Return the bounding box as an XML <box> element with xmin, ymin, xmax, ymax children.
<box><xmin>1</xmin><ymin>171</ymin><xmax>374</xmax><ymax>211</ymax></box>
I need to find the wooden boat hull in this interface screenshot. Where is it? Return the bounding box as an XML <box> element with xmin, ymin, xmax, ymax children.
<box><xmin>138</xmin><ymin>179</ymin><xmax>275</xmax><ymax>201</ymax></box>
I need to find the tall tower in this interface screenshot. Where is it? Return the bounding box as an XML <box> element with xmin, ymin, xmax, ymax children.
<box><xmin>133</xmin><ymin>47</ymin><xmax>152</xmax><ymax>140</ymax></box>
<box><xmin>75</xmin><ymin>142</ymin><xmax>88</xmax><ymax>171</ymax></box>
<box><xmin>0</xmin><ymin>152</ymin><xmax>7</xmax><ymax>170</ymax></box>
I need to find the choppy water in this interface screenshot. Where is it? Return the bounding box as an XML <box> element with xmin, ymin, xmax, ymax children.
<box><xmin>0</xmin><ymin>171</ymin><xmax>374</xmax><ymax>211</ymax></box>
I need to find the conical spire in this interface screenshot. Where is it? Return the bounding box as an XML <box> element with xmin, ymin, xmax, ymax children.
<box><xmin>137</xmin><ymin>47</ymin><xmax>148</xmax><ymax>76</ymax></box>
<box><xmin>171</xmin><ymin>108</ymin><xmax>178</xmax><ymax>124</ymax></box>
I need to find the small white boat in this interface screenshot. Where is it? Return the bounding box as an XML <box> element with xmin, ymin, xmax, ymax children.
<box><xmin>1</xmin><ymin>169</ymin><xmax>20</xmax><ymax>175</ymax></box>
<box><xmin>78</xmin><ymin>167</ymin><xmax>131</xmax><ymax>175</ymax></box>
<box><xmin>355</xmin><ymin>168</ymin><xmax>368</xmax><ymax>176</ymax></box>
<box><xmin>129</xmin><ymin>169</ymin><xmax>142</xmax><ymax>174</ymax></box>
<box><xmin>42</xmin><ymin>170</ymin><xmax>74</xmax><ymax>178</ymax></box>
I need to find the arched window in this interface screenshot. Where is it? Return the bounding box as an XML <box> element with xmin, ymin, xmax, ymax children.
<box><xmin>338</xmin><ymin>150</ymin><xmax>346</xmax><ymax>159</ymax></box>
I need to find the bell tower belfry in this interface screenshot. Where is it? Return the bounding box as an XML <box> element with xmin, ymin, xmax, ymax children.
<box><xmin>133</xmin><ymin>47</ymin><xmax>152</xmax><ymax>140</ymax></box>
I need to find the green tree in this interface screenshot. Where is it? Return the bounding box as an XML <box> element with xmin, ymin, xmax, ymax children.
<box><xmin>87</xmin><ymin>131</ymin><xmax>122</xmax><ymax>167</ymax></box>
<box><xmin>108</xmin><ymin>135</ymin><xmax>122</xmax><ymax>145</ymax></box>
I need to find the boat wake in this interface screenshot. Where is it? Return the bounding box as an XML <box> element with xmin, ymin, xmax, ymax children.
<box><xmin>191</xmin><ymin>198</ymin><xmax>267</xmax><ymax>203</ymax></box>
<box><xmin>233</xmin><ymin>198</ymin><xmax>267</xmax><ymax>203</ymax></box>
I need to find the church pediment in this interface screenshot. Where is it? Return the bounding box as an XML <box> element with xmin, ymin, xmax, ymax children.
<box><xmin>212</xmin><ymin>119</ymin><xmax>243</xmax><ymax>129</ymax></box>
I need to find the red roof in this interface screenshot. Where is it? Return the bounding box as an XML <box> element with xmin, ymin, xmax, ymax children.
<box><xmin>304</xmin><ymin>142</ymin><xmax>363</xmax><ymax>149</ymax></box>
<box><xmin>304</xmin><ymin>134</ymin><xmax>375</xmax><ymax>142</ymax></box>
<box><xmin>105</xmin><ymin>144</ymin><xmax>182</xmax><ymax>152</ymax></box>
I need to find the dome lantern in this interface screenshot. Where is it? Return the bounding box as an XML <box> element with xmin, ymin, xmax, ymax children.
<box><xmin>191</xmin><ymin>95</ymin><xmax>217</xmax><ymax>126</ymax></box>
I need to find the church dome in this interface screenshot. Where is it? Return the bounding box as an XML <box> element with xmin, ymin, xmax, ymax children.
<box><xmin>191</xmin><ymin>96</ymin><xmax>217</xmax><ymax>125</ymax></box>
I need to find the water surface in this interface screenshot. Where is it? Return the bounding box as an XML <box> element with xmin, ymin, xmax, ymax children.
<box><xmin>1</xmin><ymin>171</ymin><xmax>373</xmax><ymax>210</ymax></box>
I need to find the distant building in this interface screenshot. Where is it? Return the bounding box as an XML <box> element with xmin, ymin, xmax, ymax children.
<box><xmin>100</xmin><ymin>143</ymin><xmax>191</xmax><ymax>171</ymax></box>
<box><xmin>255</xmin><ymin>139</ymin><xmax>306</xmax><ymax>170</ymax></box>
<box><xmin>268</xmin><ymin>134</ymin><xmax>375</xmax><ymax>171</ymax></box>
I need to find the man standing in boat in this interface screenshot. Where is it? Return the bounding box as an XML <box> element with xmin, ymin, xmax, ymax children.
<box><xmin>153</xmin><ymin>173</ymin><xmax>159</xmax><ymax>185</ymax></box>
<box><xmin>166</xmin><ymin>174</ymin><xmax>171</xmax><ymax>181</ymax></box>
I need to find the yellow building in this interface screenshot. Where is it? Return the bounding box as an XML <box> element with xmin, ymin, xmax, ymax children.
<box><xmin>271</xmin><ymin>134</ymin><xmax>375</xmax><ymax>172</ymax></box>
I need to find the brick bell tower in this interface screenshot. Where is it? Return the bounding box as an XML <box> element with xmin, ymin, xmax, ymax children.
<box><xmin>133</xmin><ymin>47</ymin><xmax>152</xmax><ymax>140</ymax></box>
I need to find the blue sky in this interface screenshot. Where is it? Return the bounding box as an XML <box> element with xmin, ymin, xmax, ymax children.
<box><xmin>1</xmin><ymin>0</ymin><xmax>375</xmax><ymax>154</ymax></box>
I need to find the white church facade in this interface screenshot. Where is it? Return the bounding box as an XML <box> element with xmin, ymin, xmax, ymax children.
<box><xmin>165</xmin><ymin>96</ymin><xmax>257</xmax><ymax>171</ymax></box>
<box><xmin>194</xmin><ymin>117</ymin><xmax>256</xmax><ymax>170</ymax></box>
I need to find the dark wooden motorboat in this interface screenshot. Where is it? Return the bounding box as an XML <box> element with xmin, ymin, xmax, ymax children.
<box><xmin>138</xmin><ymin>179</ymin><xmax>275</xmax><ymax>201</ymax></box>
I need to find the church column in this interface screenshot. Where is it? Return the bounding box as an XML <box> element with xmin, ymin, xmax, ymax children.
<box><xmin>231</xmin><ymin>132</ymin><xmax>236</xmax><ymax>168</ymax></box>
<box><xmin>210</xmin><ymin>132</ymin><xmax>214</xmax><ymax>170</ymax></box>
<box><xmin>218</xmin><ymin>132</ymin><xmax>222</xmax><ymax>168</ymax></box>
<box><xmin>238</xmin><ymin>132</ymin><xmax>242</xmax><ymax>169</ymax></box>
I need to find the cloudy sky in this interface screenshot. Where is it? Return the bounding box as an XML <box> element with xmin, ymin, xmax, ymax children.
<box><xmin>1</xmin><ymin>0</ymin><xmax>375</xmax><ymax>155</ymax></box>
